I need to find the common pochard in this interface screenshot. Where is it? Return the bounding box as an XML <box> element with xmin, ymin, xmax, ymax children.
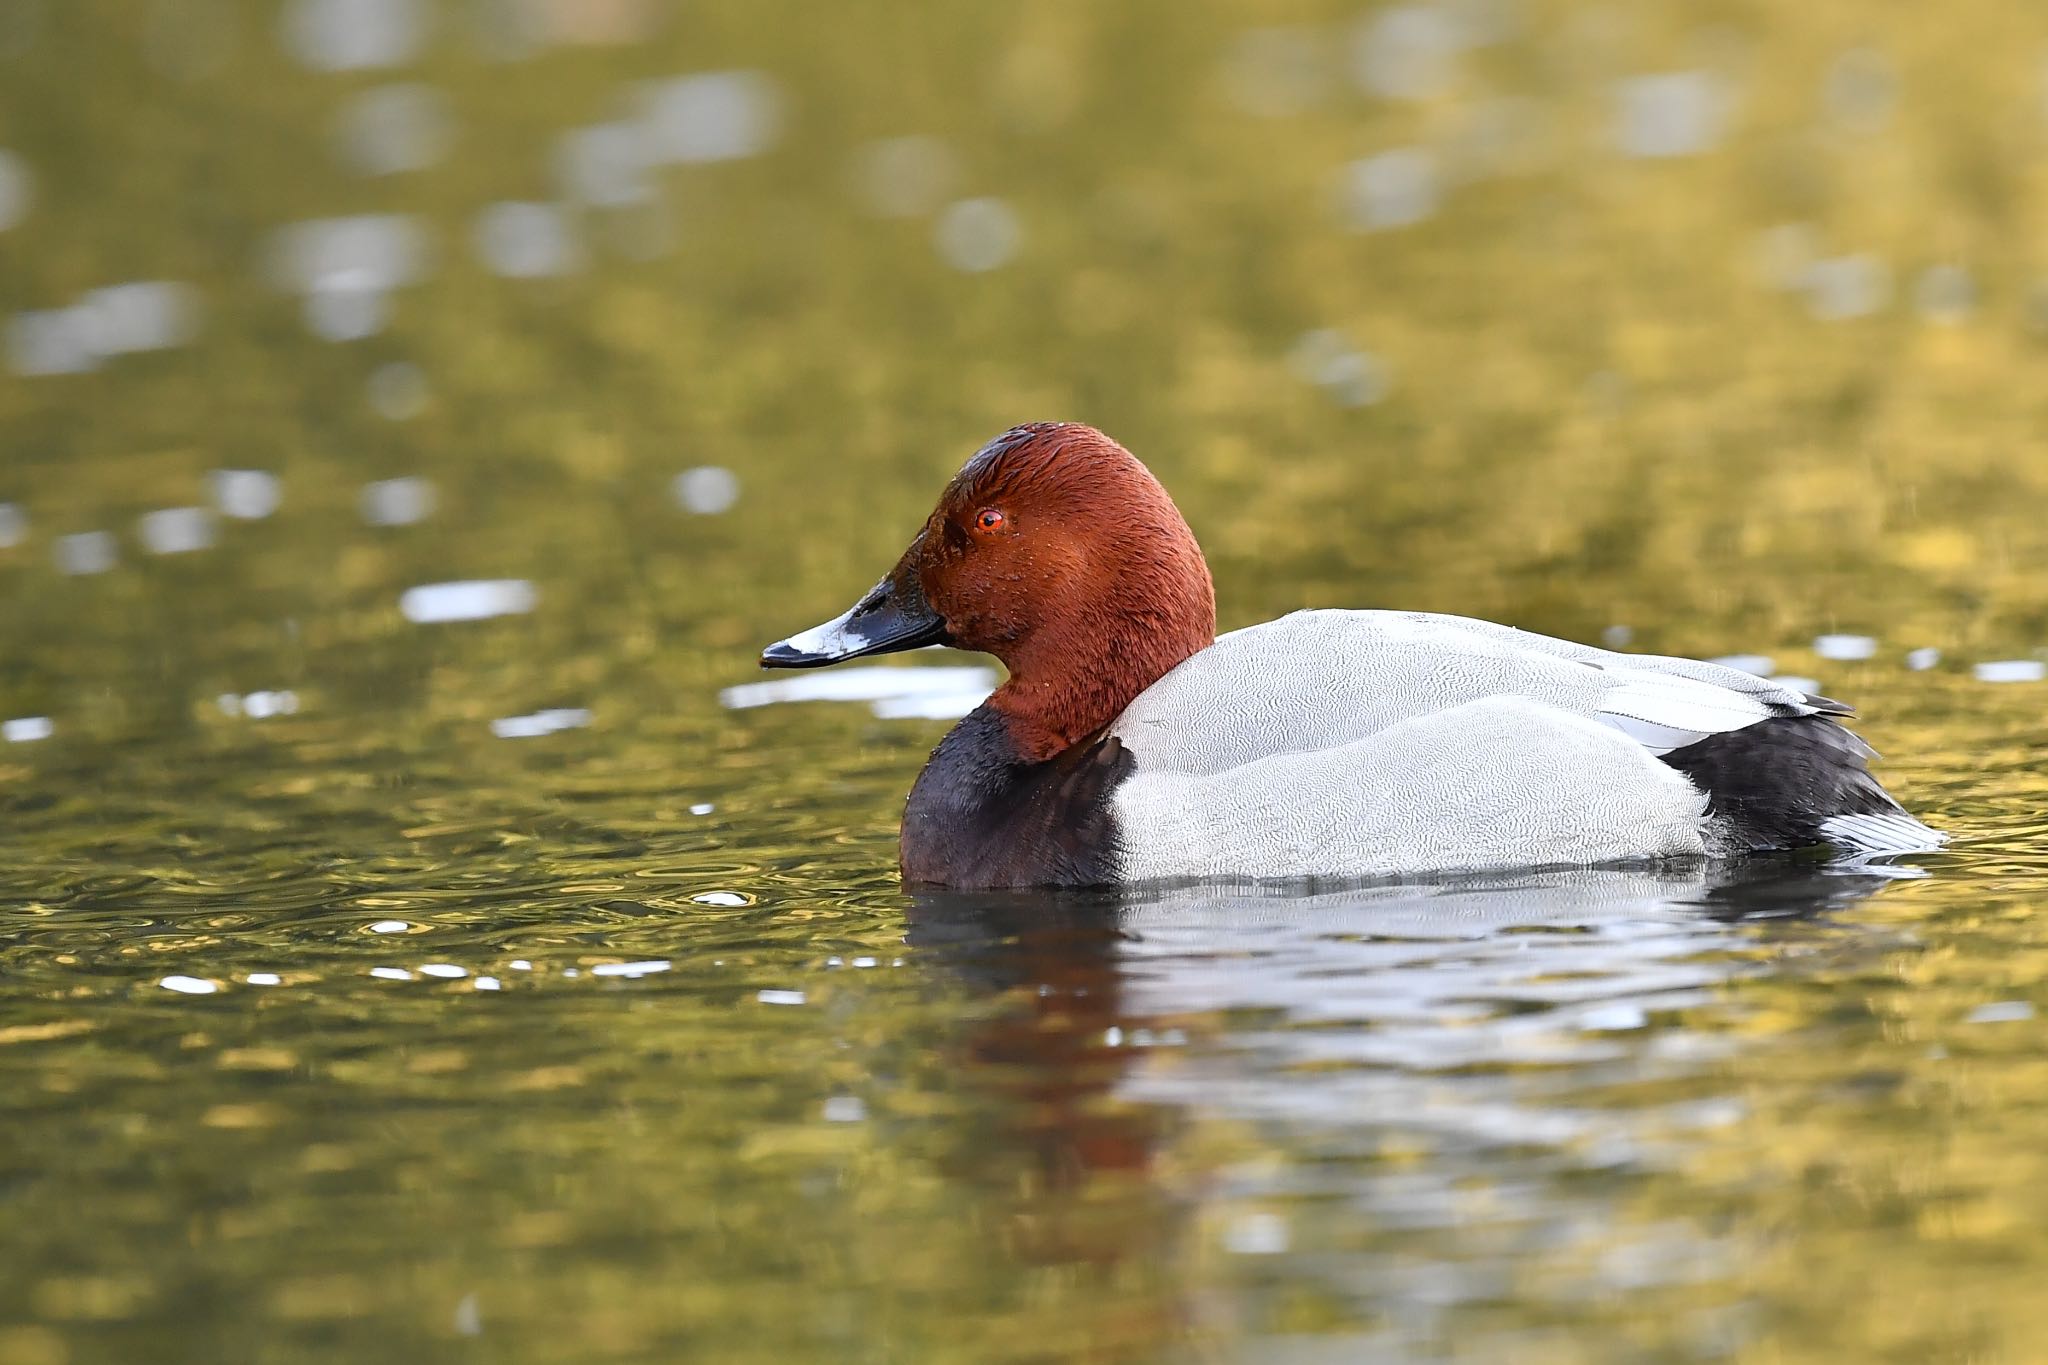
<box><xmin>762</xmin><ymin>423</ymin><xmax>1940</xmax><ymax>889</ymax></box>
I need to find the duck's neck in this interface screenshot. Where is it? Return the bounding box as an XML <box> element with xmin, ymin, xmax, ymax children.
<box><xmin>986</xmin><ymin>606</ymin><xmax>1216</xmax><ymax>764</ymax></box>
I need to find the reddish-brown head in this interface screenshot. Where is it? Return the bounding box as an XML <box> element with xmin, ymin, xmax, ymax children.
<box><xmin>763</xmin><ymin>423</ymin><xmax>1217</xmax><ymax>762</ymax></box>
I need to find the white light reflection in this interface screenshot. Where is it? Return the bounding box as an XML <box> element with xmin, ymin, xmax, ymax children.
<box><xmin>1353</xmin><ymin>6</ymin><xmax>1459</xmax><ymax>100</ymax></box>
<box><xmin>1709</xmin><ymin>654</ymin><xmax>1774</xmax><ymax>677</ymax></box>
<box><xmin>73</xmin><ymin>282</ymin><xmax>201</xmax><ymax>355</ymax></box>
<box><xmin>3</xmin><ymin>717</ymin><xmax>53</xmax><ymax>743</ymax></box>
<box><xmin>0</xmin><ymin>503</ymin><xmax>25</xmax><ymax>547</ymax></box>
<box><xmin>271</xmin><ymin>215</ymin><xmax>428</xmax><ymax>341</ymax></box>
<box><xmin>8</xmin><ymin>309</ymin><xmax>98</xmax><ymax>375</ymax></box>
<box><xmin>54</xmin><ymin>531</ymin><xmax>117</xmax><ymax>576</ymax></box>
<box><xmin>756</xmin><ymin>989</ymin><xmax>805</xmax><ymax>1006</ymax></box>
<box><xmin>691</xmin><ymin>892</ymin><xmax>747</xmax><ymax>907</ymax></box>
<box><xmin>1222</xmin><ymin>1213</ymin><xmax>1291</xmax><ymax>1256</ymax></box>
<box><xmin>591</xmin><ymin>960</ymin><xmax>670</xmax><ymax>978</ymax></box>
<box><xmin>1806</xmin><ymin>254</ymin><xmax>1890</xmax><ymax>321</ymax></box>
<box><xmin>1579</xmin><ymin>1003</ymin><xmax>1648</xmax><ymax>1031</ymax></box>
<box><xmin>639</xmin><ymin>71</ymin><xmax>782</xmax><ymax>164</ymax></box>
<box><xmin>282</xmin><ymin>0</ymin><xmax>425</xmax><ymax>71</ymax></box>
<box><xmin>1975</xmin><ymin>660</ymin><xmax>2046</xmax><ymax>684</ymax></box>
<box><xmin>720</xmin><ymin>665</ymin><xmax>996</xmax><ymax>712</ymax></box>
<box><xmin>9</xmin><ymin>282</ymin><xmax>201</xmax><ymax>375</ymax></box>
<box><xmin>246</xmin><ymin>973</ymin><xmax>283</xmax><ymax>986</ymax></box>
<box><xmin>870</xmin><ymin>692</ymin><xmax>990</xmax><ymax>720</ymax></box>
<box><xmin>270</xmin><ymin>214</ymin><xmax>431</xmax><ymax>294</ymax></box>
<box><xmin>219</xmin><ymin>690</ymin><xmax>300</xmax><ymax>719</ymax></box>
<box><xmin>211</xmin><ymin>469</ymin><xmax>282</xmax><ymax>520</ymax></box>
<box><xmin>1813</xmin><ymin>634</ymin><xmax>1877</xmax><ymax>661</ymax></box>
<box><xmin>1614</xmin><ymin>72</ymin><xmax>1728</xmax><ymax>159</ymax></box>
<box><xmin>1339</xmin><ymin>149</ymin><xmax>1438</xmax><ymax>231</ymax></box>
<box><xmin>556</xmin><ymin>121</ymin><xmax>652</xmax><ymax>207</ymax></box>
<box><xmin>418</xmin><ymin>964</ymin><xmax>467</xmax><ymax>979</ymax></box>
<box><xmin>304</xmin><ymin>286</ymin><xmax>387</xmax><ymax>341</ymax></box>
<box><xmin>369</xmin><ymin>966</ymin><xmax>414</xmax><ymax>981</ymax></box>
<box><xmin>934</xmin><ymin>198</ymin><xmax>1022</xmax><ymax>272</ymax></box>
<box><xmin>822</xmin><ymin>1096</ymin><xmax>867</xmax><ymax>1122</ymax></box>
<box><xmin>1905</xmin><ymin>648</ymin><xmax>1941</xmax><ymax>671</ymax></box>
<box><xmin>138</xmin><ymin>507</ymin><xmax>215</xmax><ymax>555</ymax></box>
<box><xmin>473</xmin><ymin>201</ymin><xmax>581</xmax><ymax>278</ymax></box>
<box><xmin>671</xmin><ymin>466</ymin><xmax>739</xmax><ymax>514</ymax></box>
<box><xmin>159</xmin><ymin>976</ymin><xmax>219</xmax><ymax>995</ymax></box>
<box><xmin>361</xmin><ymin>474</ymin><xmax>434</xmax><ymax>524</ymax></box>
<box><xmin>400</xmin><ymin>579</ymin><xmax>537</xmax><ymax>624</ymax></box>
<box><xmin>489</xmin><ymin>708</ymin><xmax>590</xmax><ymax>739</ymax></box>
<box><xmin>270</xmin><ymin>213</ymin><xmax>430</xmax><ymax>315</ymax></box>
<box><xmin>245</xmin><ymin>690</ymin><xmax>299</xmax><ymax>717</ymax></box>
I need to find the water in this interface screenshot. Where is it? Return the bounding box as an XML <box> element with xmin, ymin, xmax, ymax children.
<box><xmin>9</xmin><ymin>3</ymin><xmax>2048</xmax><ymax>1361</ymax></box>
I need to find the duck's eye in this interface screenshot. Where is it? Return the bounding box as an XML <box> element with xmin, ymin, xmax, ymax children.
<box><xmin>974</xmin><ymin>509</ymin><xmax>1006</xmax><ymax>533</ymax></box>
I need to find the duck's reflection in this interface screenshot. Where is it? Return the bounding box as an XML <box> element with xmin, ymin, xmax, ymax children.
<box><xmin>906</xmin><ymin>858</ymin><xmax>1905</xmax><ymax>1347</ymax></box>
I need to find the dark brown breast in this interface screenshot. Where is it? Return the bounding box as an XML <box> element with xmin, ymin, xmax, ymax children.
<box><xmin>899</xmin><ymin>706</ymin><xmax>1134</xmax><ymax>890</ymax></box>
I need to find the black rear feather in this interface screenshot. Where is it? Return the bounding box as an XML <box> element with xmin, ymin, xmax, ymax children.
<box><xmin>1660</xmin><ymin>713</ymin><xmax>1906</xmax><ymax>852</ymax></box>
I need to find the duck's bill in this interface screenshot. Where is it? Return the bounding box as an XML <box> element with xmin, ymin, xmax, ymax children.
<box><xmin>760</xmin><ymin>574</ymin><xmax>949</xmax><ymax>669</ymax></box>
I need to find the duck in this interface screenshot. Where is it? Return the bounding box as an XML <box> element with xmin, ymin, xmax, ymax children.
<box><xmin>760</xmin><ymin>422</ymin><xmax>1941</xmax><ymax>889</ymax></box>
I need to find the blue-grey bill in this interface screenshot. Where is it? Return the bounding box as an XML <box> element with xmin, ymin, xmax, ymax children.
<box><xmin>760</xmin><ymin>575</ymin><xmax>948</xmax><ymax>668</ymax></box>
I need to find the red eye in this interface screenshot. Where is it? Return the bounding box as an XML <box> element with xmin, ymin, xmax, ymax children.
<box><xmin>975</xmin><ymin>509</ymin><xmax>1005</xmax><ymax>533</ymax></box>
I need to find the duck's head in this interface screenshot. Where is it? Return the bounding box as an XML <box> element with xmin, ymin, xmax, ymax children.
<box><xmin>762</xmin><ymin>422</ymin><xmax>1217</xmax><ymax>760</ymax></box>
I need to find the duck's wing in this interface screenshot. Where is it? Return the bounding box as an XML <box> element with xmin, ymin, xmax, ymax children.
<box><xmin>1108</xmin><ymin>609</ymin><xmax>1823</xmax><ymax>776</ymax></box>
<box><xmin>1110</xmin><ymin>694</ymin><xmax>1719</xmax><ymax>881</ymax></box>
<box><xmin>1104</xmin><ymin>610</ymin><xmax>1940</xmax><ymax>868</ymax></box>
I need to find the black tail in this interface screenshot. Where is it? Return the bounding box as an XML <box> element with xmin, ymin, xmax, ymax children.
<box><xmin>1660</xmin><ymin>713</ymin><xmax>1919</xmax><ymax>853</ymax></box>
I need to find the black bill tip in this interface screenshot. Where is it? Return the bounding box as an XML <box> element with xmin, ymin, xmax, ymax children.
<box><xmin>760</xmin><ymin>637</ymin><xmax>840</xmax><ymax>669</ymax></box>
<box><xmin>760</xmin><ymin>573</ymin><xmax>948</xmax><ymax>670</ymax></box>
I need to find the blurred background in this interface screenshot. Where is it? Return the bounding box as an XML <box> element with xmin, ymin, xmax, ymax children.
<box><xmin>7</xmin><ymin>3</ymin><xmax>2048</xmax><ymax>1363</ymax></box>
<box><xmin>10</xmin><ymin>0</ymin><xmax>2048</xmax><ymax>728</ymax></box>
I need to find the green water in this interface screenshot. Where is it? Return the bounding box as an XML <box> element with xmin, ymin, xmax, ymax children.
<box><xmin>8</xmin><ymin>2</ymin><xmax>2048</xmax><ymax>1361</ymax></box>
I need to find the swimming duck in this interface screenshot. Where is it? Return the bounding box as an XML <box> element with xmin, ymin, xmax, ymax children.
<box><xmin>761</xmin><ymin>423</ymin><xmax>1940</xmax><ymax>889</ymax></box>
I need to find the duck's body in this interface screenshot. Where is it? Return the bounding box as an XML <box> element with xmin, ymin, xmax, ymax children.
<box><xmin>763</xmin><ymin>424</ymin><xmax>1941</xmax><ymax>889</ymax></box>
